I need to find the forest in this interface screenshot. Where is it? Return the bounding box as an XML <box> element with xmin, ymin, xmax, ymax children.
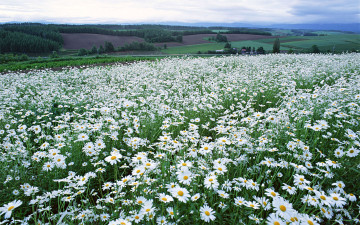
<box><xmin>0</xmin><ymin>23</ymin><xmax>271</xmax><ymax>54</ymax></box>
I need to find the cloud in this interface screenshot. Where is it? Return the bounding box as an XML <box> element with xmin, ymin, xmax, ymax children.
<box><xmin>289</xmin><ymin>0</ymin><xmax>360</xmax><ymax>23</ymax></box>
<box><xmin>0</xmin><ymin>0</ymin><xmax>358</xmax><ymax>24</ymax></box>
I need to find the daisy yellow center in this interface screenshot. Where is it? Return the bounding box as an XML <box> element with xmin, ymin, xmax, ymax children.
<box><xmin>47</xmin><ymin>164</ymin><xmax>51</xmax><ymax>167</ymax></box>
<box><xmin>138</xmin><ymin>201</ymin><xmax>143</xmax><ymax>204</ymax></box>
<box><xmin>146</xmin><ymin>163</ymin><xmax>151</xmax><ymax>166</ymax></box>
<box><xmin>204</xmin><ymin>147</ymin><xmax>208</xmax><ymax>150</ymax></box>
<box><xmin>178</xmin><ymin>191</ymin><xmax>184</xmax><ymax>196</ymax></box>
<box><xmin>209</xmin><ymin>178</ymin><xmax>213</xmax><ymax>182</ymax></box>
<box><xmin>263</xmin><ymin>201</ymin><xmax>267</xmax><ymax>205</ymax></box>
<box><xmin>183</xmin><ymin>176</ymin><xmax>189</xmax><ymax>180</ymax></box>
<box><xmin>182</xmin><ymin>163</ymin><xmax>187</xmax><ymax>166</ymax></box>
<box><xmin>218</xmin><ymin>168</ymin><xmax>223</xmax><ymax>171</ymax></box>
<box><xmin>271</xmin><ymin>192</ymin><xmax>276</xmax><ymax>197</ymax></box>
<box><xmin>161</xmin><ymin>197</ymin><xmax>167</xmax><ymax>201</ymax></box>
<box><xmin>121</xmin><ymin>222</ymin><xmax>126</xmax><ymax>225</ymax></box>
<box><xmin>321</xmin><ymin>208</ymin><xmax>326</xmax><ymax>213</ymax></box>
<box><xmin>170</xmin><ymin>212</ymin><xmax>174</xmax><ymax>215</ymax></box>
<box><xmin>320</xmin><ymin>196</ymin><xmax>326</xmax><ymax>200</ymax></box>
<box><xmin>274</xmin><ymin>222</ymin><xmax>280</xmax><ymax>225</ymax></box>
<box><xmin>8</xmin><ymin>206</ymin><xmax>15</xmax><ymax>211</ymax></box>
<box><xmin>300</xmin><ymin>178</ymin><xmax>304</xmax><ymax>181</ymax></box>
<box><xmin>135</xmin><ymin>216</ymin><xmax>139</xmax><ymax>219</ymax></box>
<box><xmin>137</xmin><ymin>157</ymin><xmax>141</xmax><ymax>160</ymax></box>
<box><xmin>111</xmin><ymin>156</ymin><xmax>117</xmax><ymax>160</ymax></box>
<box><xmin>205</xmin><ymin>211</ymin><xmax>210</xmax><ymax>216</ymax></box>
<box><xmin>308</xmin><ymin>220</ymin><xmax>314</xmax><ymax>225</ymax></box>
<box><xmin>146</xmin><ymin>209</ymin><xmax>150</xmax><ymax>212</ymax></box>
<box><xmin>250</xmin><ymin>204</ymin><xmax>254</xmax><ymax>207</ymax></box>
<box><xmin>333</xmin><ymin>197</ymin><xmax>338</xmax><ymax>201</ymax></box>
<box><xmin>136</xmin><ymin>170</ymin><xmax>141</xmax><ymax>173</ymax></box>
<box><xmin>279</xmin><ymin>205</ymin><xmax>286</xmax><ymax>212</ymax></box>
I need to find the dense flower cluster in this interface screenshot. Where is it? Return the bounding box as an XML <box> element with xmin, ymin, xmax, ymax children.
<box><xmin>0</xmin><ymin>54</ymin><xmax>359</xmax><ymax>224</ymax></box>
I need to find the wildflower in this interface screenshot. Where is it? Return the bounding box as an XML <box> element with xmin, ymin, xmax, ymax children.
<box><xmin>266</xmin><ymin>213</ymin><xmax>286</xmax><ymax>225</ymax></box>
<box><xmin>246</xmin><ymin>201</ymin><xmax>261</xmax><ymax>209</ymax></box>
<box><xmin>272</xmin><ymin>197</ymin><xmax>295</xmax><ymax>220</ymax></box>
<box><xmin>158</xmin><ymin>193</ymin><xmax>173</xmax><ymax>203</ymax></box>
<box><xmin>105</xmin><ymin>151</ymin><xmax>122</xmax><ymax>165</ymax></box>
<box><xmin>234</xmin><ymin>196</ymin><xmax>245</xmax><ymax>206</ymax></box>
<box><xmin>204</xmin><ymin>175</ymin><xmax>219</xmax><ymax>190</ymax></box>
<box><xmin>0</xmin><ymin>200</ymin><xmax>22</xmax><ymax>219</ymax></box>
<box><xmin>200</xmin><ymin>205</ymin><xmax>216</xmax><ymax>222</ymax></box>
<box><xmin>346</xmin><ymin>147</ymin><xmax>359</xmax><ymax>157</ymax></box>
<box><xmin>170</xmin><ymin>186</ymin><xmax>190</xmax><ymax>203</ymax></box>
<box><xmin>191</xmin><ymin>193</ymin><xmax>201</xmax><ymax>201</ymax></box>
<box><xmin>42</xmin><ymin>162</ymin><xmax>55</xmax><ymax>171</ymax></box>
<box><xmin>329</xmin><ymin>193</ymin><xmax>346</xmax><ymax>208</ymax></box>
<box><xmin>176</xmin><ymin>170</ymin><xmax>193</xmax><ymax>185</ymax></box>
<box><xmin>265</xmin><ymin>188</ymin><xmax>280</xmax><ymax>198</ymax></box>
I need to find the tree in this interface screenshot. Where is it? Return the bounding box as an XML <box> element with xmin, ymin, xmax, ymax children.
<box><xmin>90</xmin><ymin>45</ymin><xmax>97</xmax><ymax>54</ymax></box>
<box><xmin>78</xmin><ymin>48</ymin><xmax>88</xmax><ymax>56</ymax></box>
<box><xmin>98</xmin><ymin>45</ymin><xmax>105</xmax><ymax>54</ymax></box>
<box><xmin>215</xmin><ymin>33</ymin><xmax>227</xmax><ymax>42</ymax></box>
<box><xmin>311</xmin><ymin>45</ymin><xmax>320</xmax><ymax>53</ymax></box>
<box><xmin>104</xmin><ymin>41</ymin><xmax>115</xmax><ymax>52</ymax></box>
<box><xmin>224</xmin><ymin>42</ymin><xmax>231</xmax><ymax>49</ymax></box>
<box><xmin>163</xmin><ymin>44</ymin><xmax>167</xmax><ymax>49</ymax></box>
<box><xmin>256</xmin><ymin>47</ymin><xmax>265</xmax><ymax>54</ymax></box>
<box><xmin>273</xmin><ymin>38</ymin><xmax>280</xmax><ymax>53</ymax></box>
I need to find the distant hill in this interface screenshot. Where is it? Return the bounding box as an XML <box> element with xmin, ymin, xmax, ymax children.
<box><xmin>154</xmin><ymin>22</ymin><xmax>360</xmax><ymax>33</ymax></box>
<box><xmin>266</xmin><ymin>23</ymin><xmax>360</xmax><ymax>33</ymax></box>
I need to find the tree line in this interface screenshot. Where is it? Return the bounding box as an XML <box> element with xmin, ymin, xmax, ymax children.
<box><xmin>77</xmin><ymin>41</ymin><xmax>158</xmax><ymax>56</ymax></box>
<box><xmin>0</xmin><ymin>30</ymin><xmax>61</xmax><ymax>53</ymax></box>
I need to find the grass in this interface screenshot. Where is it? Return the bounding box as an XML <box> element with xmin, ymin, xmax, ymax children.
<box><xmin>161</xmin><ymin>43</ymin><xmax>226</xmax><ymax>54</ymax></box>
<box><xmin>258</xmin><ymin>34</ymin><xmax>360</xmax><ymax>52</ymax></box>
<box><xmin>230</xmin><ymin>40</ymin><xmax>290</xmax><ymax>51</ymax></box>
<box><xmin>0</xmin><ymin>55</ymin><xmax>163</xmax><ymax>73</ymax></box>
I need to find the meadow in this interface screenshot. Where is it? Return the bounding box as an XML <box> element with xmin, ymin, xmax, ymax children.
<box><xmin>0</xmin><ymin>54</ymin><xmax>359</xmax><ymax>224</ymax></box>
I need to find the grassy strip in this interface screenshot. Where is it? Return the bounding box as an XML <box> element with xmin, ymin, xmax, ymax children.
<box><xmin>0</xmin><ymin>56</ymin><xmax>164</xmax><ymax>73</ymax></box>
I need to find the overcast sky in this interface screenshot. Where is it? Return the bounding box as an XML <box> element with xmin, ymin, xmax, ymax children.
<box><xmin>0</xmin><ymin>0</ymin><xmax>359</xmax><ymax>24</ymax></box>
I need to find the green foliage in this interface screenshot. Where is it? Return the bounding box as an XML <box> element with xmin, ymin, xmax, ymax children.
<box><xmin>50</xmin><ymin>51</ymin><xmax>59</xmax><ymax>58</ymax></box>
<box><xmin>256</xmin><ymin>46</ymin><xmax>265</xmax><ymax>54</ymax></box>
<box><xmin>104</xmin><ymin>41</ymin><xmax>115</xmax><ymax>52</ymax></box>
<box><xmin>1</xmin><ymin>23</ymin><xmax>64</xmax><ymax>44</ymax></box>
<box><xmin>311</xmin><ymin>45</ymin><xmax>320</xmax><ymax>53</ymax></box>
<box><xmin>0</xmin><ymin>30</ymin><xmax>61</xmax><ymax>53</ymax></box>
<box><xmin>0</xmin><ymin>53</ymin><xmax>29</xmax><ymax>63</ymax></box>
<box><xmin>215</xmin><ymin>33</ymin><xmax>228</xmax><ymax>42</ymax></box>
<box><xmin>98</xmin><ymin>45</ymin><xmax>105</xmax><ymax>54</ymax></box>
<box><xmin>0</xmin><ymin>56</ymin><xmax>162</xmax><ymax>73</ymax></box>
<box><xmin>224</xmin><ymin>42</ymin><xmax>231</xmax><ymax>49</ymax></box>
<box><xmin>78</xmin><ymin>48</ymin><xmax>88</xmax><ymax>56</ymax></box>
<box><xmin>119</xmin><ymin>41</ymin><xmax>158</xmax><ymax>51</ymax></box>
<box><xmin>273</xmin><ymin>38</ymin><xmax>280</xmax><ymax>53</ymax></box>
<box><xmin>90</xmin><ymin>45</ymin><xmax>98</xmax><ymax>54</ymax></box>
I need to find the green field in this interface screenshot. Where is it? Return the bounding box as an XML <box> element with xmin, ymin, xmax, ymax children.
<box><xmin>0</xmin><ymin>55</ymin><xmax>162</xmax><ymax>73</ymax></box>
<box><xmin>258</xmin><ymin>34</ymin><xmax>360</xmax><ymax>52</ymax></box>
<box><xmin>161</xmin><ymin>33</ymin><xmax>359</xmax><ymax>54</ymax></box>
<box><xmin>230</xmin><ymin>40</ymin><xmax>290</xmax><ymax>51</ymax></box>
<box><xmin>162</xmin><ymin>43</ymin><xmax>225</xmax><ymax>54</ymax></box>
